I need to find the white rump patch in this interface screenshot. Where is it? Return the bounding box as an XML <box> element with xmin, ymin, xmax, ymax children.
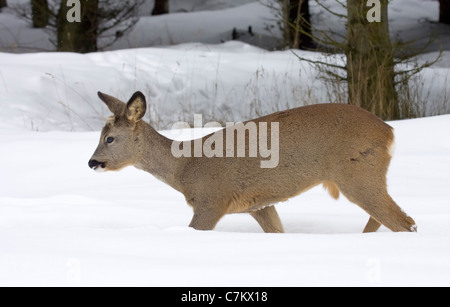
<box><xmin>388</xmin><ymin>139</ymin><xmax>396</xmax><ymax>158</ymax></box>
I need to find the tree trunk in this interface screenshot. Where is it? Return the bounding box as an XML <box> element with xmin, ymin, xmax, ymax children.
<box><xmin>57</xmin><ymin>0</ymin><xmax>99</xmax><ymax>53</ymax></box>
<box><xmin>346</xmin><ymin>0</ymin><xmax>399</xmax><ymax>120</ymax></box>
<box><xmin>31</xmin><ymin>0</ymin><xmax>49</xmax><ymax>28</ymax></box>
<box><xmin>290</xmin><ymin>0</ymin><xmax>314</xmax><ymax>49</ymax></box>
<box><xmin>283</xmin><ymin>0</ymin><xmax>314</xmax><ymax>49</ymax></box>
<box><xmin>440</xmin><ymin>0</ymin><xmax>450</xmax><ymax>24</ymax></box>
<box><xmin>152</xmin><ymin>0</ymin><xmax>169</xmax><ymax>15</ymax></box>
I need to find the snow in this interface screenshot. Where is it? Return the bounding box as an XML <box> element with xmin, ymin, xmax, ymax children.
<box><xmin>111</xmin><ymin>1</ymin><xmax>281</xmax><ymax>50</ymax></box>
<box><xmin>0</xmin><ymin>43</ymin><xmax>448</xmax><ymax>132</ymax></box>
<box><xmin>311</xmin><ymin>0</ymin><xmax>450</xmax><ymax>52</ymax></box>
<box><xmin>0</xmin><ymin>115</ymin><xmax>449</xmax><ymax>286</ymax></box>
<box><xmin>0</xmin><ymin>42</ymin><xmax>321</xmax><ymax>131</ymax></box>
<box><xmin>0</xmin><ymin>0</ymin><xmax>449</xmax><ymax>287</ymax></box>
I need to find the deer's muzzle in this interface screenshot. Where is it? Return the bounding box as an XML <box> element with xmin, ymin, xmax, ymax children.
<box><xmin>89</xmin><ymin>160</ymin><xmax>106</xmax><ymax>172</ymax></box>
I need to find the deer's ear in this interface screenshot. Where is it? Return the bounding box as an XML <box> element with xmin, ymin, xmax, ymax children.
<box><xmin>98</xmin><ymin>92</ymin><xmax>126</xmax><ymax>115</ymax></box>
<box><xmin>126</xmin><ymin>91</ymin><xmax>147</xmax><ymax>123</ymax></box>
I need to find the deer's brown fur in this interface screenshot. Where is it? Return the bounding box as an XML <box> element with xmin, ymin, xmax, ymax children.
<box><xmin>89</xmin><ymin>91</ymin><xmax>417</xmax><ymax>233</ymax></box>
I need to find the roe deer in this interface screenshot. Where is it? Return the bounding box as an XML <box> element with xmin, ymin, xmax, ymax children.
<box><xmin>89</xmin><ymin>91</ymin><xmax>417</xmax><ymax>233</ymax></box>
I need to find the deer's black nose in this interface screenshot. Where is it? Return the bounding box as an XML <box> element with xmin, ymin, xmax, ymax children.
<box><xmin>89</xmin><ymin>160</ymin><xmax>105</xmax><ymax>170</ymax></box>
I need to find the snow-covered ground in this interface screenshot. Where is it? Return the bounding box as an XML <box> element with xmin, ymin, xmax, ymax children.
<box><xmin>0</xmin><ymin>42</ymin><xmax>327</xmax><ymax>132</ymax></box>
<box><xmin>0</xmin><ymin>43</ymin><xmax>448</xmax><ymax>132</ymax></box>
<box><xmin>0</xmin><ymin>0</ymin><xmax>449</xmax><ymax>287</ymax></box>
<box><xmin>1</xmin><ymin>115</ymin><xmax>450</xmax><ymax>286</ymax></box>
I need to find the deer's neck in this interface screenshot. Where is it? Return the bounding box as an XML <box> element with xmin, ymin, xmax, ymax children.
<box><xmin>134</xmin><ymin>123</ymin><xmax>185</xmax><ymax>193</ymax></box>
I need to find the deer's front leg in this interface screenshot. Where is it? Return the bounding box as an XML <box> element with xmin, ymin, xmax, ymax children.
<box><xmin>189</xmin><ymin>207</ymin><xmax>226</xmax><ymax>231</ymax></box>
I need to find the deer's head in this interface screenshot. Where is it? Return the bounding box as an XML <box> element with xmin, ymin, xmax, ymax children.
<box><xmin>89</xmin><ymin>91</ymin><xmax>147</xmax><ymax>172</ymax></box>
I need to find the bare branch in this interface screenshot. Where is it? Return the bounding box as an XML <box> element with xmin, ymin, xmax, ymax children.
<box><xmin>291</xmin><ymin>50</ymin><xmax>347</xmax><ymax>70</ymax></box>
<box><xmin>314</xmin><ymin>0</ymin><xmax>347</xmax><ymax>19</ymax></box>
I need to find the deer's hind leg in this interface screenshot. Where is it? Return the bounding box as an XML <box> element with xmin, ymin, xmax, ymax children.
<box><xmin>250</xmin><ymin>206</ymin><xmax>285</xmax><ymax>233</ymax></box>
<box><xmin>338</xmin><ymin>178</ymin><xmax>417</xmax><ymax>233</ymax></box>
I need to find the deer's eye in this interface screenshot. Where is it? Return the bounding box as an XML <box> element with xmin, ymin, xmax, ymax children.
<box><xmin>106</xmin><ymin>137</ymin><xmax>115</xmax><ymax>144</ymax></box>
